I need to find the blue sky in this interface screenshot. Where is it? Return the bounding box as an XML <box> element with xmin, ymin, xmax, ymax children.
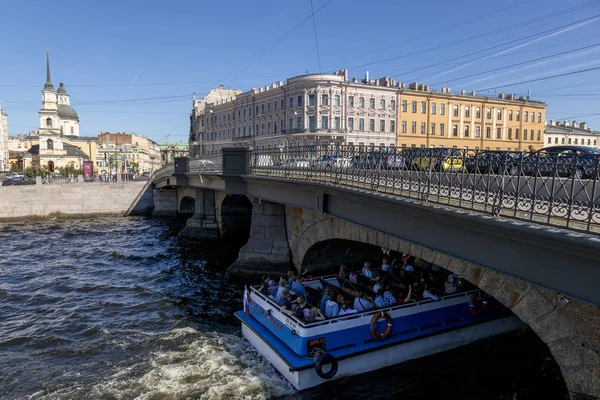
<box><xmin>1</xmin><ymin>0</ymin><xmax>599</xmax><ymax>142</ymax></box>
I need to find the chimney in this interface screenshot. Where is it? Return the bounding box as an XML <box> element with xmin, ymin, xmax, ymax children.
<box><xmin>549</xmin><ymin>120</ymin><xmax>554</xmax><ymax>126</ymax></box>
<box><xmin>564</xmin><ymin>120</ymin><xmax>569</xmax><ymax>127</ymax></box>
<box><xmin>365</xmin><ymin>71</ymin><xmax>369</xmax><ymax>82</ymax></box>
<box><xmin>219</xmin><ymin>85</ymin><xmax>224</xmax><ymax>89</ymax></box>
<box><xmin>352</xmin><ymin>77</ymin><xmax>358</xmax><ymax>83</ymax></box>
<box><xmin>423</xmin><ymin>85</ymin><xmax>430</xmax><ymax>91</ymax></box>
<box><xmin>572</xmin><ymin>120</ymin><xmax>577</xmax><ymax>128</ymax></box>
<box><xmin>408</xmin><ymin>82</ymin><xmax>418</xmax><ymax>90</ymax></box>
<box><xmin>460</xmin><ymin>89</ymin><xmax>466</xmax><ymax>95</ymax></box>
<box><xmin>498</xmin><ymin>92</ymin><xmax>504</xmax><ymax>99</ymax></box>
<box><xmin>470</xmin><ymin>90</ymin><xmax>476</xmax><ymax>96</ymax></box>
<box><xmin>580</xmin><ymin>122</ymin><xmax>587</xmax><ymax>129</ymax></box>
<box><xmin>507</xmin><ymin>94</ymin><xmax>515</xmax><ymax>100</ymax></box>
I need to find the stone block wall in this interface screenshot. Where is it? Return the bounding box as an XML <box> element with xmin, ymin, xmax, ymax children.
<box><xmin>179</xmin><ymin>188</ymin><xmax>219</xmax><ymax>239</ymax></box>
<box><xmin>0</xmin><ymin>182</ymin><xmax>153</xmax><ymax>220</ymax></box>
<box><xmin>152</xmin><ymin>188</ymin><xmax>178</xmax><ymax>217</ymax></box>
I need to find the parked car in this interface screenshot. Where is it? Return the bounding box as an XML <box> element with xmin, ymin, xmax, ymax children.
<box><xmin>311</xmin><ymin>154</ymin><xmax>352</xmax><ymax>168</ymax></box>
<box><xmin>520</xmin><ymin>146</ymin><xmax>600</xmax><ymax>179</ymax></box>
<box><xmin>1</xmin><ymin>176</ymin><xmax>36</xmax><ymax>186</ymax></box>
<box><xmin>411</xmin><ymin>148</ymin><xmax>463</xmax><ymax>171</ymax></box>
<box><xmin>464</xmin><ymin>150</ymin><xmax>522</xmax><ymax>174</ymax></box>
<box><xmin>281</xmin><ymin>158</ymin><xmax>310</xmax><ymax>168</ymax></box>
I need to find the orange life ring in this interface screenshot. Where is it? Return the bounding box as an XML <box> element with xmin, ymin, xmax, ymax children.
<box><xmin>469</xmin><ymin>292</ymin><xmax>488</xmax><ymax>315</ymax></box>
<box><xmin>369</xmin><ymin>311</ymin><xmax>393</xmax><ymax>340</ymax></box>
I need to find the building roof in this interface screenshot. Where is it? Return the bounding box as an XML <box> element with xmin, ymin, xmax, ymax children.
<box><xmin>57</xmin><ymin>82</ymin><xmax>68</xmax><ymax>95</ymax></box>
<box><xmin>159</xmin><ymin>142</ymin><xmax>188</xmax><ymax>150</ymax></box>
<box><xmin>44</xmin><ymin>48</ymin><xmax>54</xmax><ymax>91</ymax></box>
<box><xmin>545</xmin><ymin>123</ymin><xmax>600</xmax><ymax>137</ymax></box>
<box><xmin>64</xmin><ymin>135</ymin><xmax>97</xmax><ymax>141</ymax></box>
<box><xmin>57</xmin><ymin>104</ymin><xmax>79</xmax><ymax>120</ymax></box>
<box><xmin>26</xmin><ymin>143</ymin><xmax>89</xmax><ymax>158</ymax></box>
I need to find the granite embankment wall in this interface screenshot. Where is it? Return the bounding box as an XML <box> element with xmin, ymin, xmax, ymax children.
<box><xmin>0</xmin><ymin>182</ymin><xmax>154</xmax><ymax>220</ymax></box>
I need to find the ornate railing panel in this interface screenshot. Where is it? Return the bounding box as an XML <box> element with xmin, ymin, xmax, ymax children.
<box><xmin>248</xmin><ymin>146</ymin><xmax>600</xmax><ymax>234</ymax></box>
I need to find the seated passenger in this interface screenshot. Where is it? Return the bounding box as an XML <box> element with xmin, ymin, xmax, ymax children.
<box><xmin>325</xmin><ymin>294</ymin><xmax>342</xmax><ymax>318</ymax></box>
<box><xmin>397</xmin><ymin>284</ymin><xmax>414</xmax><ymax>304</ymax></box>
<box><xmin>305</xmin><ymin>307</ymin><xmax>326</xmax><ymax>323</ymax></box>
<box><xmin>381</xmin><ymin>257</ymin><xmax>391</xmax><ymax>273</ymax></box>
<box><xmin>293</xmin><ymin>296</ymin><xmax>310</xmax><ymax>319</ymax></box>
<box><xmin>291</xmin><ymin>275</ymin><xmax>307</xmax><ymax>298</ymax></box>
<box><xmin>267</xmin><ymin>280</ymin><xmax>278</xmax><ymax>298</ymax></box>
<box><xmin>362</xmin><ymin>261</ymin><xmax>376</xmax><ymax>279</ymax></box>
<box><xmin>337</xmin><ymin>264</ymin><xmax>348</xmax><ymax>287</ymax></box>
<box><xmin>354</xmin><ymin>291</ymin><xmax>374</xmax><ymax>312</ymax></box>
<box><xmin>445</xmin><ymin>274</ymin><xmax>458</xmax><ymax>294</ymax></box>
<box><xmin>372</xmin><ymin>276</ymin><xmax>383</xmax><ymax>294</ymax></box>
<box><xmin>338</xmin><ymin>301</ymin><xmax>358</xmax><ymax>316</ymax></box>
<box><xmin>286</xmin><ymin>270</ymin><xmax>296</xmax><ymax>288</ymax></box>
<box><xmin>423</xmin><ymin>284</ymin><xmax>440</xmax><ymax>301</ymax></box>
<box><xmin>320</xmin><ymin>286</ymin><xmax>333</xmax><ymax>314</ymax></box>
<box><xmin>273</xmin><ymin>277</ymin><xmax>288</xmax><ymax>303</ymax></box>
<box><xmin>374</xmin><ymin>286</ymin><xmax>397</xmax><ymax>308</ymax></box>
<box><xmin>279</xmin><ymin>289</ymin><xmax>293</xmax><ymax>314</ymax></box>
<box><xmin>259</xmin><ymin>276</ymin><xmax>269</xmax><ymax>295</ymax></box>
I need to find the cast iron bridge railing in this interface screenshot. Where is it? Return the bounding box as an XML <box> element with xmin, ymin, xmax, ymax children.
<box><xmin>248</xmin><ymin>145</ymin><xmax>600</xmax><ymax>235</ymax></box>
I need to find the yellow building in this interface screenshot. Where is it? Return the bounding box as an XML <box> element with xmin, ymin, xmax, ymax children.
<box><xmin>397</xmin><ymin>84</ymin><xmax>546</xmax><ymax>151</ymax></box>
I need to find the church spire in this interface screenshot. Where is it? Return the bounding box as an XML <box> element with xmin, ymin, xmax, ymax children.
<box><xmin>44</xmin><ymin>45</ymin><xmax>54</xmax><ymax>91</ymax></box>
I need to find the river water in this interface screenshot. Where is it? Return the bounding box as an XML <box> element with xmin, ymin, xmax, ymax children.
<box><xmin>0</xmin><ymin>216</ymin><xmax>568</xmax><ymax>399</ymax></box>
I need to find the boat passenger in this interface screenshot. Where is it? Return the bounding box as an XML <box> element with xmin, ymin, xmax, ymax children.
<box><xmin>291</xmin><ymin>275</ymin><xmax>307</xmax><ymax>297</ymax></box>
<box><xmin>397</xmin><ymin>285</ymin><xmax>414</xmax><ymax>304</ymax></box>
<box><xmin>362</xmin><ymin>262</ymin><xmax>376</xmax><ymax>279</ymax></box>
<box><xmin>325</xmin><ymin>295</ymin><xmax>341</xmax><ymax>318</ymax></box>
<box><xmin>279</xmin><ymin>289</ymin><xmax>294</xmax><ymax>314</ymax></box>
<box><xmin>422</xmin><ymin>284</ymin><xmax>440</xmax><ymax>301</ymax></box>
<box><xmin>305</xmin><ymin>307</ymin><xmax>326</xmax><ymax>323</ymax></box>
<box><xmin>320</xmin><ymin>286</ymin><xmax>333</xmax><ymax>314</ymax></box>
<box><xmin>445</xmin><ymin>274</ymin><xmax>458</xmax><ymax>294</ymax></box>
<box><xmin>354</xmin><ymin>290</ymin><xmax>374</xmax><ymax>312</ymax></box>
<box><xmin>338</xmin><ymin>301</ymin><xmax>358</xmax><ymax>316</ymax></box>
<box><xmin>274</xmin><ymin>277</ymin><xmax>293</xmax><ymax>303</ymax></box>
<box><xmin>293</xmin><ymin>296</ymin><xmax>310</xmax><ymax>319</ymax></box>
<box><xmin>401</xmin><ymin>253</ymin><xmax>410</xmax><ymax>266</ymax></box>
<box><xmin>372</xmin><ymin>276</ymin><xmax>383</xmax><ymax>294</ymax></box>
<box><xmin>267</xmin><ymin>280</ymin><xmax>278</xmax><ymax>298</ymax></box>
<box><xmin>381</xmin><ymin>257</ymin><xmax>391</xmax><ymax>273</ymax></box>
<box><xmin>259</xmin><ymin>276</ymin><xmax>270</xmax><ymax>295</ymax></box>
<box><xmin>287</xmin><ymin>271</ymin><xmax>296</xmax><ymax>288</ymax></box>
<box><xmin>337</xmin><ymin>264</ymin><xmax>348</xmax><ymax>287</ymax></box>
<box><xmin>374</xmin><ymin>286</ymin><xmax>397</xmax><ymax>308</ymax></box>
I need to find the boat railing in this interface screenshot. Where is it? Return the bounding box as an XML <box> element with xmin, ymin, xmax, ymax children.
<box><xmin>249</xmin><ymin>285</ymin><xmax>479</xmax><ymax>329</ymax></box>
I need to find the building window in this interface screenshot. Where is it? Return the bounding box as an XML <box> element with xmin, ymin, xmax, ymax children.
<box><xmin>440</xmin><ymin>103</ymin><xmax>446</xmax><ymax>115</ymax></box>
<box><xmin>486</xmin><ymin>127</ymin><xmax>491</xmax><ymax>138</ymax></box>
<box><xmin>496</xmin><ymin>127</ymin><xmax>502</xmax><ymax>139</ymax></box>
<box><xmin>402</xmin><ymin>121</ymin><xmax>407</xmax><ymax>133</ymax></box>
<box><xmin>538</xmin><ymin>113</ymin><xmax>542</xmax><ymax>123</ymax></box>
<box><xmin>334</xmin><ymin>117</ymin><xmax>340</xmax><ymax>130</ymax></box>
<box><xmin>574</xmin><ymin>138</ymin><xmax>578</xmax><ymax>144</ymax></box>
<box><xmin>440</xmin><ymin>123</ymin><xmax>445</xmax><ymax>136</ymax></box>
<box><xmin>261</xmin><ymin>104</ymin><xmax>265</xmax><ymax>114</ymax></box>
<box><xmin>335</xmin><ymin>95</ymin><xmax>341</xmax><ymax>106</ymax></box>
<box><xmin>548</xmin><ymin>137</ymin><xmax>552</xmax><ymax>144</ymax></box>
<box><xmin>380</xmin><ymin>98</ymin><xmax>385</xmax><ymax>110</ymax></box>
<box><xmin>537</xmin><ymin>130</ymin><xmax>541</xmax><ymax>141</ymax></box>
<box><xmin>348</xmin><ymin>117</ymin><xmax>354</xmax><ymax>131</ymax></box>
<box><xmin>515</xmin><ymin>129</ymin><xmax>519</xmax><ymax>140</ymax></box>
<box><xmin>359</xmin><ymin>118</ymin><xmax>365</xmax><ymax>131</ymax></box>
<box><xmin>380</xmin><ymin>120</ymin><xmax>385</xmax><ymax>132</ymax></box>
<box><xmin>412</xmin><ymin>101</ymin><xmax>417</xmax><ymax>113</ymax></box>
<box><xmin>411</xmin><ymin>121</ymin><xmax>417</xmax><ymax>134</ymax></box>
<box><xmin>588</xmin><ymin>139</ymin><xmax>591</xmax><ymax>145</ymax></box>
<box><xmin>297</xmin><ymin>116</ymin><xmax>303</xmax><ymax>128</ymax></box>
<box><xmin>391</xmin><ymin>99</ymin><xmax>396</xmax><ymax>110</ymax></box>
<box><xmin>70</xmin><ymin>126</ymin><xmax>74</xmax><ymax>134</ymax></box>
<box><xmin>262</xmin><ymin>123</ymin><xmax>265</xmax><ymax>135</ymax></box>
<box><xmin>321</xmin><ymin>94</ymin><xmax>329</xmax><ymax>106</ymax></box>
<box><xmin>348</xmin><ymin>96</ymin><xmax>354</xmax><ymax>107</ymax></box>
<box><xmin>508</xmin><ymin>128</ymin><xmax>512</xmax><ymax>140</ymax></box>
<box><xmin>47</xmin><ymin>139</ymin><xmax>54</xmax><ymax>150</ymax></box>
<box><xmin>431</xmin><ymin>123</ymin><xmax>435</xmax><ymax>135</ymax></box>
<box><xmin>322</xmin><ymin>116</ymin><xmax>328</xmax><ymax>129</ymax></box>
<box><xmin>486</xmin><ymin>108</ymin><xmax>492</xmax><ymax>119</ymax></box>
<box><xmin>281</xmin><ymin>99</ymin><xmax>284</xmax><ymax>109</ymax></box>
<box><xmin>420</xmin><ymin>122</ymin><xmax>426</xmax><ymax>134</ymax></box>
<box><xmin>524</xmin><ymin>129</ymin><xmax>528</xmax><ymax>140</ymax></box>
<box><xmin>297</xmin><ymin>95</ymin><xmax>303</xmax><ymax>107</ymax></box>
<box><xmin>497</xmin><ymin>109</ymin><xmax>502</xmax><ymax>120</ymax></box>
<box><xmin>267</xmin><ymin>103</ymin><xmax>271</xmax><ymax>113</ymax></box>
<box><xmin>516</xmin><ymin>111</ymin><xmax>520</xmax><ymax>121</ymax></box>
<box><xmin>464</xmin><ymin>125</ymin><xmax>470</xmax><ymax>137</ymax></box>
<box><xmin>524</xmin><ymin>111</ymin><xmax>528</xmax><ymax>122</ymax></box>
<box><xmin>309</xmin><ymin>116</ymin><xmax>316</xmax><ymax>130</ymax></box>
<box><xmin>249</xmin><ymin>107</ymin><xmax>252</xmax><ymax>117</ymax></box>
<box><xmin>562</xmin><ymin>138</ymin><xmax>565</xmax><ymax>144</ymax></box>
<box><xmin>509</xmin><ymin>110</ymin><xmax>513</xmax><ymax>121</ymax></box>
<box><xmin>402</xmin><ymin>100</ymin><xmax>407</xmax><ymax>112</ymax></box>
<box><xmin>309</xmin><ymin>94</ymin><xmax>315</xmax><ymax>106</ymax></box>
<box><xmin>452</xmin><ymin>124</ymin><xmax>458</xmax><ymax>137</ymax></box>
<box><xmin>421</xmin><ymin>101</ymin><xmax>426</xmax><ymax>114</ymax></box>
<box><xmin>46</xmin><ymin>117</ymin><xmax>52</xmax><ymax>127</ymax></box>
<box><xmin>431</xmin><ymin>103</ymin><xmax>436</xmax><ymax>115</ymax></box>
<box><xmin>255</xmin><ymin>124</ymin><xmax>259</xmax><ymax>134</ymax></box>
<box><xmin>390</xmin><ymin>120</ymin><xmax>396</xmax><ymax>133</ymax></box>
<box><xmin>554</xmin><ymin>137</ymin><xmax>558</xmax><ymax>144</ymax></box>
<box><xmin>359</xmin><ymin>97</ymin><xmax>365</xmax><ymax>108</ymax></box>
<box><xmin>475</xmin><ymin>126</ymin><xmax>481</xmax><ymax>138</ymax></box>
<box><xmin>568</xmin><ymin>138</ymin><xmax>572</xmax><ymax>144</ymax></box>
<box><xmin>453</xmin><ymin>105</ymin><xmax>459</xmax><ymax>117</ymax></box>
<box><xmin>465</xmin><ymin>106</ymin><xmax>470</xmax><ymax>118</ymax></box>
<box><xmin>475</xmin><ymin>107</ymin><xmax>481</xmax><ymax>119</ymax></box>
<box><xmin>289</xmin><ymin>97</ymin><xmax>294</xmax><ymax>109</ymax></box>
<box><xmin>289</xmin><ymin>118</ymin><xmax>293</xmax><ymax>129</ymax></box>
<box><xmin>370</xmin><ymin>119</ymin><xmax>375</xmax><ymax>131</ymax></box>
<box><xmin>369</xmin><ymin>98</ymin><xmax>375</xmax><ymax>109</ymax></box>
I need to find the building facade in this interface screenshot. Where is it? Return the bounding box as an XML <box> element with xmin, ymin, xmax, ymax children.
<box><xmin>195</xmin><ymin>70</ymin><xmax>398</xmax><ymax>155</ymax></box>
<box><xmin>396</xmin><ymin>86</ymin><xmax>547</xmax><ymax>151</ymax></box>
<box><xmin>544</xmin><ymin>120</ymin><xmax>600</xmax><ymax>149</ymax></box>
<box><xmin>160</xmin><ymin>142</ymin><xmax>189</xmax><ymax>165</ymax></box>
<box><xmin>0</xmin><ymin>110</ymin><xmax>8</xmax><ymax>171</ymax></box>
<box><xmin>97</xmin><ymin>132</ymin><xmax>161</xmax><ymax>173</ymax></box>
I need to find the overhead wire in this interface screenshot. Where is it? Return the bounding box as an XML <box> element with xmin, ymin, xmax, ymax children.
<box><xmin>309</xmin><ymin>0</ymin><xmax>322</xmax><ymax>73</ymax></box>
<box><xmin>475</xmin><ymin>65</ymin><xmax>600</xmax><ymax>91</ymax></box>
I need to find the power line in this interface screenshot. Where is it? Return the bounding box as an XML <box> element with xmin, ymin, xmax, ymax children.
<box><xmin>476</xmin><ymin>65</ymin><xmax>600</xmax><ymax>91</ymax></box>
<box><xmin>430</xmin><ymin>42</ymin><xmax>600</xmax><ymax>86</ymax></box>
<box><xmin>554</xmin><ymin>112</ymin><xmax>600</xmax><ymax>120</ymax></box>
<box><xmin>309</xmin><ymin>0</ymin><xmax>322</xmax><ymax>73</ymax></box>
<box><xmin>323</xmin><ymin>0</ymin><xmax>535</xmax><ymax>68</ymax></box>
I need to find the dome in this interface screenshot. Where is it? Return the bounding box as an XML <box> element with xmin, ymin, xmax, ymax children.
<box><xmin>57</xmin><ymin>104</ymin><xmax>79</xmax><ymax>121</ymax></box>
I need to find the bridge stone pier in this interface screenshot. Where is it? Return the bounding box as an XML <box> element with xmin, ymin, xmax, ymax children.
<box><xmin>152</xmin><ymin>188</ymin><xmax>178</xmax><ymax>217</ymax></box>
<box><xmin>178</xmin><ymin>188</ymin><xmax>218</xmax><ymax>238</ymax></box>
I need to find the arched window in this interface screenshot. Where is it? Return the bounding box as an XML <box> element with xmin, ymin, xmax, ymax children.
<box><xmin>47</xmin><ymin>139</ymin><xmax>54</xmax><ymax>150</ymax></box>
<box><xmin>46</xmin><ymin>118</ymin><xmax>52</xmax><ymax>127</ymax></box>
<box><xmin>70</xmin><ymin>126</ymin><xmax>74</xmax><ymax>134</ymax></box>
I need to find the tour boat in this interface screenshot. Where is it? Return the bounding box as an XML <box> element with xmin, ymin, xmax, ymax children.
<box><xmin>235</xmin><ymin>273</ymin><xmax>524</xmax><ymax>391</ymax></box>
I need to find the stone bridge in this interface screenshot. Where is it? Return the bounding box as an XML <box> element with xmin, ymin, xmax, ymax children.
<box><xmin>150</xmin><ymin>150</ymin><xmax>600</xmax><ymax>399</ymax></box>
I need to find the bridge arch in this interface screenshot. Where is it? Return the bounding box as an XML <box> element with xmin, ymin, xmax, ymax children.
<box><xmin>179</xmin><ymin>196</ymin><xmax>195</xmax><ymax>215</ymax></box>
<box><xmin>288</xmin><ymin>211</ymin><xmax>599</xmax><ymax>399</ymax></box>
<box><xmin>220</xmin><ymin>194</ymin><xmax>252</xmax><ymax>244</ymax></box>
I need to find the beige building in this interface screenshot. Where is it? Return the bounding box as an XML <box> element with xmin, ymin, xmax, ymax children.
<box><xmin>397</xmin><ymin>85</ymin><xmax>547</xmax><ymax>151</ymax></box>
<box><xmin>190</xmin><ymin>86</ymin><xmax>242</xmax><ymax>157</ymax></box>
<box><xmin>160</xmin><ymin>142</ymin><xmax>189</xmax><ymax>165</ymax></box>
<box><xmin>544</xmin><ymin>120</ymin><xmax>600</xmax><ymax>149</ymax></box>
<box><xmin>97</xmin><ymin>132</ymin><xmax>161</xmax><ymax>173</ymax></box>
<box><xmin>1</xmin><ymin>110</ymin><xmax>8</xmax><ymax>171</ymax></box>
<box><xmin>195</xmin><ymin>70</ymin><xmax>398</xmax><ymax>155</ymax></box>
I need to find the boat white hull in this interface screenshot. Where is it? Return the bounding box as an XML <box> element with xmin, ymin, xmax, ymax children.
<box><xmin>241</xmin><ymin>315</ymin><xmax>524</xmax><ymax>391</ymax></box>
